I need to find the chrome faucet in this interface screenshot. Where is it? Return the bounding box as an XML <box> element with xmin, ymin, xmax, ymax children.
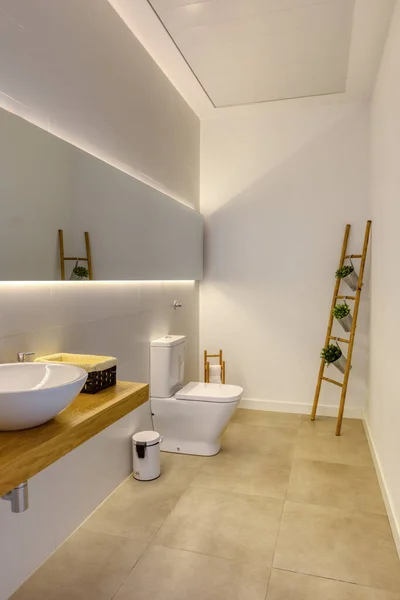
<box><xmin>17</xmin><ymin>352</ymin><xmax>35</xmax><ymax>363</ymax></box>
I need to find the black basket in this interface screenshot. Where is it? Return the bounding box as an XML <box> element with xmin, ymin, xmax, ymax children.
<box><xmin>82</xmin><ymin>365</ymin><xmax>117</xmax><ymax>394</ymax></box>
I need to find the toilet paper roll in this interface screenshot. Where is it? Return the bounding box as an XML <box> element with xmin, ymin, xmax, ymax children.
<box><xmin>209</xmin><ymin>364</ymin><xmax>222</xmax><ymax>384</ymax></box>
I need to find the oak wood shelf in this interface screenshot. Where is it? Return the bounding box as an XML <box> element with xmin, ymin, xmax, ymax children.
<box><xmin>0</xmin><ymin>381</ymin><xmax>149</xmax><ymax>497</ymax></box>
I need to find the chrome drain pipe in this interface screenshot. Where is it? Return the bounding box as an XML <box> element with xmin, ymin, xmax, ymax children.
<box><xmin>1</xmin><ymin>481</ymin><xmax>29</xmax><ymax>513</ymax></box>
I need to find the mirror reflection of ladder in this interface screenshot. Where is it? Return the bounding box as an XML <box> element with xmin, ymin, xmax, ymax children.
<box><xmin>58</xmin><ymin>230</ymin><xmax>93</xmax><ymax>280</ymax></box>
<box><xmin>311</xmin><ymin>221</ymin><xmax>371</xmax><ymax>436</ymax></box>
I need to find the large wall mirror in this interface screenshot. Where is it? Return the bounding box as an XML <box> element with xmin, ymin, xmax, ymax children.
<box><xmin>0</xmin><ymin>108</ymin><xmax>203</xmax><ymax>281</ymax></box>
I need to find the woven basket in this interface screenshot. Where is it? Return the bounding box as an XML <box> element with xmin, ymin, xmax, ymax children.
<box><xmin>35</xmin><ymin>353</ymin><xmax>117</xmax><ymax>394</ymax></box>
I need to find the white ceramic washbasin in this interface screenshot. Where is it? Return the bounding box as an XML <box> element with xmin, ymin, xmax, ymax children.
<box><xmin>0</xmin><ymin>363</ymin><xmax>88</xmax><ymax>430</ymax></box>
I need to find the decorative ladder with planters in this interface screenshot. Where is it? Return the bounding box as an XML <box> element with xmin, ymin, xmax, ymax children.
<box><xmin>58</xmin><ymin>229</ymin><xmax>93</xmax><ymax>281</ymax></box>
<box><xmin>311</xmin><ymin>221</ymin><xmax>371</xmax><ymax>436</ymax></box>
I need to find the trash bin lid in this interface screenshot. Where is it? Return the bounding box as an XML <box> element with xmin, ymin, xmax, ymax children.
<box><xmin>132</xmin><ymin>431</ymin><xmax>161</xmax><ymax>447</ymax></box>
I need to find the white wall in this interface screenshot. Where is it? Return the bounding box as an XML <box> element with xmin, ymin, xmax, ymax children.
<box><xmin>200</xmin><ymin>100</ymin><xmax>370</xmax><ymax>416</ymax></box>
<box><xmin>0</xmin><ymin>281</ymin><xmax>199</xmax><ymax>382</ymax></box>
<box><xmin>0</xmin><ymin>403</ymin><xmax>151</xmax><ymax>600</ymax></box>
<box><xmin>0</xmin><ymin>1</ymin><xmax>201</xmax><ymax>596</ymax></box>
<box><xmin>367</xmin><ymin>0</ymin><xmax>400</xmax><ymax>550</ymax></box>
<box><xmin>0</xmin><ymin>280</ymin><xmax>199</xmax><ymax>600</ymax></box>
<box><xmin>0</xmin><ymin>0</ymin><xmax>200</xmax><ymax>208</ymax></box>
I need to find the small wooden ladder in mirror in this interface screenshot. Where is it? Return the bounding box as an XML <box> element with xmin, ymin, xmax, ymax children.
<box><xmin>58</xmin><ymin>229</ymin><xmax>93</xmax><ymax>280</ymax></box>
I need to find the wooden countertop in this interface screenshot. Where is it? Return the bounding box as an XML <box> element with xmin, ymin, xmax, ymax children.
<box><xmin>0</xmin><ymin>381</ymin><xmax>149</xmax><ymax>497</ymax></box>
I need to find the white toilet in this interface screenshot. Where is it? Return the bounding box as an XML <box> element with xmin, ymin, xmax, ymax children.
<box><xmin>150</xmin><ymin>335</ymin><xmax>243</xmax><ymax>456</ymax></box>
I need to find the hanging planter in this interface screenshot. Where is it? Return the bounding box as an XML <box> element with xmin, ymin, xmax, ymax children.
<box><xmin>332</xmin><ymin>302</ymin><xmax>352</xmax><ymax>333</ymax></box>
<box><xmin>320</xmin><ymin>344</ymin><xmax>348</xmax><ymax>374</ymax></box>
<box><xmin>69</xmin><ymin>260</ymin><xmax>89</xmax><ymax>281</ymax></box>
<box><xmin>335</xmin><ymin>264</ymin><xmax>358</xmax><ymax>292</ymax></box>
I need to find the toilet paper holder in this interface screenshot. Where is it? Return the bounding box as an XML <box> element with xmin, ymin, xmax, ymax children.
<box><xmin>204</xmin><ymin>349</ymin><xmax>226</xmax><ymax>384</ymax></box>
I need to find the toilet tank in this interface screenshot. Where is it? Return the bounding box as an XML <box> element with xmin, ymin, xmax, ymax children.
<box><xmin>150</xmin><ymin>335</ymin><xmax>186</xmax><ymax>398</ymax></box>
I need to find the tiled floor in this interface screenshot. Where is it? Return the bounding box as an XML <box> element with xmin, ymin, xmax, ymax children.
<box><xmin>11</xmin><ymin>410</ymin><xmax>400</xmax><ymax>600</ymax></box>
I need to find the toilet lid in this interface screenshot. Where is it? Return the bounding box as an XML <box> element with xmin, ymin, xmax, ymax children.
<box><xmin>175</xmin><ymin>382</ymin><xmax>243</xmax><ymax>403</ymax></box>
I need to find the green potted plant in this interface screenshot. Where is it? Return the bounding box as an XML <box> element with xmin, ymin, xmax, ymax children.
<box><xmin>70</xmin><ymin>262</ymin><xmax>89</xmax><ymax>281</ymax></box>
<box><xmin>332</xmin><ymin>302</ymin><xmax>352</xmax><ymax>332</ymax></box>
<box><xmin>320</xmin><ymin>344</ymin><xmax>347</xmax><ymax>374</ymax></box>
<box><xmin>336</xmin><ymin>264</ymin><xmax>358</xmax><ymax>291</ymax></box>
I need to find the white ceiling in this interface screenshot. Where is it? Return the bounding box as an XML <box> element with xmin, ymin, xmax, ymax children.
<box><xmin>107</xmin><ymin>0</ymin><xmax>396</xmax><ymax>117</ymax></box>
<box><xmin>148</xmin><ymin>0</ymin><xmax>355</xmax><ymax>107</ymax></box>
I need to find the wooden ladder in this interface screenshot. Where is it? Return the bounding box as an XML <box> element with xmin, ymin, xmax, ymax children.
<box><xmin>311</xmin><ymin>221</ymin><xmax>371</xmax><ymax>435</ymax></box>
<box><xmin>58</xmin><ymin>230</ymin><xmax>93</xmax><ymax>280</ymax></box>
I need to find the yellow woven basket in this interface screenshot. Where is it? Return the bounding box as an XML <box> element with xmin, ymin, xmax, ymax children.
<box><xmin>35</xmin><ymin>353</ymin><xmax>117</xmax><ymax>394</ymax></box>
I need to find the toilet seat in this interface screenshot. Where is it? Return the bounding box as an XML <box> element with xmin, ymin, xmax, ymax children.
<box><xmin>175</xmin><ymin>382</ymin><xmax>243</xmax><ymax>403</ymax></box>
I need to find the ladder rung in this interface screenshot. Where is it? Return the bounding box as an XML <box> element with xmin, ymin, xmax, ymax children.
<box><xmin>322</xmin><ymin>376</ymin><xmax>343</xmax><ymax>387</ymax></box>
<box><xmin>64</xmin><ymin>257</ymin><xmax>89</xmax><ymax>261</ymax></box>
<box><xmin>344</xmin><ymin>254</ymin><xmax>362</xmax><ymax>259</ymax></box>
<box><xmin>328</xmin><ymin>336</ymin><xmax>349</xmax><ymax>344</ymax></box>
<box><xmin>336</xmin><ymin>295</ymin><xmax>356</xmax><ymax>300</ymax></box>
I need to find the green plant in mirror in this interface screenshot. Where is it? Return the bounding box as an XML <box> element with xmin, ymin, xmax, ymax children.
<box><xmin>332</xmin><ymin>303</ymin><xmax>351</xmax><ymax>319</ymax></box>
<box><xmin>72</xmin><ymin>266</ymin><xmax>89</xmax><ymax>278</ymax></box>
<box><xmin>335</xmin><ymin>265</ymin><xmax>354</xmax><ymax>278</ymax></box>
<box><xmin>320</xmin><ymin>344</ymin><xmax>342</xmax><ymax>364</ymax></box>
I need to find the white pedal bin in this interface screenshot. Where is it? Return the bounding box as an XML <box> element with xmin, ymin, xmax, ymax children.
<box><xmin>132</xmin><ymin>431</ymin><xmax>162</xmax><ymax>481</ymax></box>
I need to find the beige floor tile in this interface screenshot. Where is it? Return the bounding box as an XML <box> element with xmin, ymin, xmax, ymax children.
<box><xmin>154</xmin><ymin>486</ymin><xmax>283</xmax><ymax>565</ymax></box>
<box><xmin>301</xmin><ymin>415</ymin><xmax>366</xmax><ymax>435</ymax></box>
<box><xmin>233</xmin><ymin>408</ymin><xmax>303</xmax><ymax>429</ymax></box>
<box><xmin>83</xmin><ymin>453</ymin><xmax>205</xmax><ymax>543</ymax></box>
<box><xmin>11</xmin><ymin>529</ymin><xmax>146</xmax><ymax>600</ymax></box>
<box><xmin>114</xmin><ymin>545</ymin><xmax>270</xmax><ymax>600</ymax></box>
<box><xmin>286</xmin><ymin>458</ymin><xmax>386</xmax><ymax>515</ymax></box>
<box><xmin>274</xmin><ymin>501</ymin><xmax>400</xmax><ymax>592</ymax></box>
<box><xmin>83</xmin><ymin>478</ymin><xmax>181</xmax><ymax>543</ymax></box>
<box><xmin>222</xmin><ymin>422</ymin><xmax>298</xmax><ymax>457</ymax></box>
<box><xmin>154</xmin><ymin>452</ymin><xmax>207</xmax><ymax>489</ymax></box>
<box><xmin>267</xmin><ymin>569</ymin><xmax>400</xmax><ymax>599</ymax></box>
<box><xmin>191</xmin><ymin>451</ymin><xmax>291</xmax><ymax>499</ymax></box>
<box><xmin>12</xmin><ymin>411</ymin><xmax>393</xmax><ymax>600</ymax></box>
<box><xmin>295</xmin><ymin>422</ymin><xmax>373</xmax><ymax>467</ymax></box>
